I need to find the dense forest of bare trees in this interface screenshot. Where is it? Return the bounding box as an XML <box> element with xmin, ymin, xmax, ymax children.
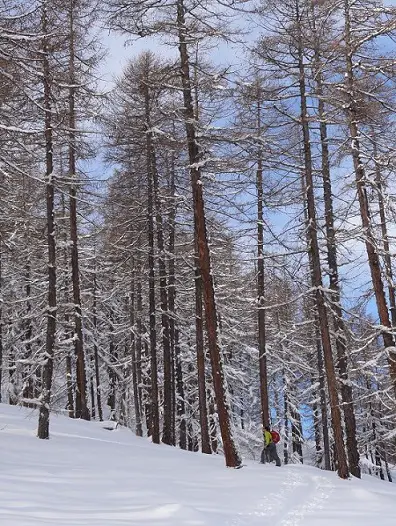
<box><xmin>0</xmin><ymin>0</ymin><xmax>395</xmax><ymax>481</ymax></box>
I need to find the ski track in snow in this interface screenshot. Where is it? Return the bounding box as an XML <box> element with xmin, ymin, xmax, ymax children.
<box><xmin>1</xmin><ymin>405</ymin><xmax>395</xmax><ymax>526</ymax></box>
<box><xmin>229</xmin><ymin>467</ymin><xmax>334</xmax><ymax>526</ymax></box>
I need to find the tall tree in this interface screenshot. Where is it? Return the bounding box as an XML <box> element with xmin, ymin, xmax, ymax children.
<box><xmin>342</xmin><ymin>0</ymin><xmax>396</xmax><ymax>396</ymax></box>
<box><xmin>38</xmin><ymin>1</ymin><xmax>57</xmax><ymax>439</ymax></box>
<box><xmin>106</xmin><ymin>0</ymin><xmax>243</xmax><ymax>467</ymax></box>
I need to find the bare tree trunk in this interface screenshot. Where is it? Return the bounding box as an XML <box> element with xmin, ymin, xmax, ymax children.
<box><xmin>174</xmin><ymin>328</ymin><xmax>187</xmax><ymax>449</ymax></box>
<box><xmin>291</xmin><ymin>403</ymin><xmax>303</xmax><ymax>462</ymax></box>
<box><xmin>311</xmin><ymin>377</ymin><xmax>321</xmax><ymax>467</ymax></box>
<box><xmin>255</xmin><ymin>87</ymin><xmax>270</xmax><ymax>429</ymax></box>
<box><xmin>38</xmin><ymin>4</ymin><xmax>57</xmax><ymax>439</ymax></box>
<box><xmin>312</xmin><ymin>32</ymin><xmax>360</xmax><ymax>476</ymax></box>
<box><xmin>195</xmin><ymin>250</ymin><xmax>211</xmax><ymax>454</ymax></box>
<box><xmin>66</xmin><ymin>354</ymin><xmax>75</xmax><ymax>418</ymax></box>
<box><xmin>135</xmin><ymin>258</ymin><xmax>144</xmax><ymax>431</ymax></box>
<box><xmin>0</xmin><ymin>243</ymin><xmax>2</xmax><ymax>403</ymax></box>
<box><xmin>107</xmin><ymin>310</ymin><xmax>118</xmax><ymax>421</ymax></box>
<box><xmin>150</xmin><ymin>124</ymin><xmax>172</xmax><ymax>446</ymax></box>
<box><xmin>372</xmin><ymin>130</ymin><xmax>396</xmax><ymax>328</ymax></box>
<box><xmin>68</xmin><ymin>0</ymin><xmax>89</xmax><ymax>421</ymax></box>
<box><xmin>383</xmin><ymin>450</ymin><xmax>393</xmax><ymax>483</ymax></box>
<box><xmin>92</xmin><ymin>258</ymin><xmax>103</xmax><ymax>421</ymax></box>
<box><xmin>22</xmin><ymin>259</ymin><xmax>34</xmax><ymax>407</ymax></box>
<box><xmin>301</xmin><ymin>192</ymin><xmax>330</xmax><ymax>469</ymax></box>
<box><xmin>140</xmin><ymin>71</ymin><xmax>173</xmax><ymax>443</ymax></box>
<box><xmin>296</xmin><ymin>0</ymin><xmax>348</xmax><ymax>478</ymax></box>
<box><xmin>145</xmin><ymin>106</ymin><xmax>160</xmax><ymax>444</ymax></box>
<box><xmin>283</xmin><ymin>373</ymin><xmax>289</xmax><ymax>465</ymax></box>
<box><xmin>167</xmin><ymin>155</ymin><xmax>178</xmax><ymax>445</ymax></box>
<box><xmin>208</xmin><ymin>388</ymin><xmax>218</xmax><ymax>454</ymax></box>
<box><xmin>343</xmin><ymin>0</ymin><xmax>396</xmax><ymax>395</ymax></box>
<box><xmin>61</xmin><ymin>193</ymin><xmax>75</xmax><ymax>418</ymax></box>
<box><xmin>89</xmin><ymin>359</ymin><xmax>96</xmax><ymax>420</ymax></box>
<box><xmin>143</xmin><ymin>337</ymin><xmax>152</xmax><ymax>435</ymax></box>
<box><xmin>176</xmin><ymin>0</ymin><xmax>240</xmax><ymax>467</ymax></box>
<box><xmin>315</xmin><ymin>321</ymin><xmax>331</xmax><ymax>471</ymax></box>
<box><xmin>130</xmin><ymin>264</ymin><xmax>143</xmax><ymax>437</ymax></box>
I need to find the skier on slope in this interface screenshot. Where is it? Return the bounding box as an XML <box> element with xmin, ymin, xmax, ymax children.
<box><xmin>260</xmin><ymin>425</ymin><xmax>281</xmax><ymax>467</ymax></box>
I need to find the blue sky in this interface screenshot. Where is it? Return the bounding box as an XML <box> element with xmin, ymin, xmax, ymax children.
<box><xmin>94</xmin><ymin>3</ymin><xmax>395</xmax><ymax>322</ymax></box>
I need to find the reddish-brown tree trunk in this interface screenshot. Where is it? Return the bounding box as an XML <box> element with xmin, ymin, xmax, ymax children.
<box><xmin>176</xmin><ymin>0</ymin><xmax>241</xmax><ymax>467</ymax></box>
<box><xmin>343</xmin><ymin>0</ymin><xmax>396</xmax><ymax>396</ymax></box>
<box><xmin>195</xmin><ymin>249</ymin><xmax>211</xmax><ymax>454</ymax></box>
<box><xmin>312</xmin><ymin>25</ymin><xmax>360</xmax><ymax>476</ymax></box>
<box><xmin>296</xmin><ymin>0</ymin><xmax>349</xmax><ymax>478</ymax></box>
<box><xmin>372</xmin><ymin>131</ymin><xmax>396</xmax><ymax>328</ymax></box>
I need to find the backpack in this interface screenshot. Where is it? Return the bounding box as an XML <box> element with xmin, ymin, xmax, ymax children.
<box><xmin>270</xmin><ymin>430</ymin><xmax>280</xmax><ymax>444</ymax></box>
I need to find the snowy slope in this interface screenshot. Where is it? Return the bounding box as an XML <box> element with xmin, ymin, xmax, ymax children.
<box><xmin>1</xmin><ymin>404</ymin><xmax>395</xmax><ymax>526</ymax></box>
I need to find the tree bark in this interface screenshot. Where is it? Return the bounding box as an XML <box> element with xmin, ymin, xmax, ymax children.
<box><xmin>149</xmin><ymin>116</ymin><xmax>172</xmax><ymax>446</ymax></box>
<box><xmin>130</xmin><ymin>263</ymin><xmax>143</xmax><ymax>437</ymax></box>
<box><xmin>68</xmin><ymin>0</ymin><xmax>89</xmax><ymax>421</ymax></box>
<box><xmin>92</xmin><ymin>257</ymin><xmax>103</xmax><ymax>421</ymax></box>
<box><xmin>107</xmin><ymin>311</ymin><xmax>118</xmax><ymax>421</ymax></box>
<box><xmin>343</xmin><ymin>0</ymin><xmax>396</xmax><ymax>396</ymax></box>
<box><xmin>195</xmin><ymin>249</ymin><xmax>212</xmax><ymax>454</ymax></box>
<box><xmin>311</xmin><ymin>18</ymin><xmax>360</xmax><ymax>476</ymax></box>
<box><xmin>255</xmin><ymin>88</ymin><xmax>270</xmax><ymax>429</ymax></box>
<box><xmin>314</xmin><ymin>318</ymin><xmax>331</xmax><ymax>471</ymax></box>
<box><xmin>296</xmin><ymin>0</ymin><xmax>349</xmax><ymax>478</ymax></box>
<box><xmin>145</xmin><ymin>96</ymin><xmax>160</xmax><ymax>444</ymax></box>
<box><xmin>0</xmin><ymin>242</ymin><xmax>2</xmax><ymax>404</ymax></box>
<box><xmin>176</xmin><ymin>0</ymin><xmax>240</xmax><ymax>468</ymax></box>
<box><xmin>372</xmin><ymin>130</ymin><xmax>396</xmax><ymax>329</ymax></box>
<box><xmin>174</xmin><ymin>327</ymin><xmax>187</xmax><ymax>449</ymax></box>
<box><xmin>38</xmin><ymin>3</ymin><xmax>57</xmax><ymax>439</ymax></box>
<box><xmin>167</xmin><ymin>156</ymin><xmax>177</xmax><ymax>445</ymax></box>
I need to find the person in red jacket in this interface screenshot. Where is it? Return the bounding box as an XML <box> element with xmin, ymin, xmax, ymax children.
<box><xmin>260</xmin><ymin>425</ymin><xmax>281</xmax><ymax>466</ymax></box>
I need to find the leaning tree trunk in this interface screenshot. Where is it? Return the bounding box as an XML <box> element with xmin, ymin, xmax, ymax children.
<box><xmin>372</xmin><ymin>130</ymin><xmax>396</xmax><ymax>329</ymax></box>
<box><xmin>191</xmin><ymin>63</ymin><xmax>211</xmax><ymax>455</ymax></box>
<box><xmin>38</xmin><ymin>4</ymin><xmax>57</xmax><ymax>439</ymax></box>
<box><xmin>296</xmin><ymin>0</ymin><xmax>349</xmax><ymax>478</ymax></box>
<box><xmin>176</xmin><ymin>0</ymin><xmax>241</xmax><ymax>468</ymax></box>
<box><xmin>343</xmin><ymin>0</ymin><xmax>396</xmax><ymax>396</ymax></box>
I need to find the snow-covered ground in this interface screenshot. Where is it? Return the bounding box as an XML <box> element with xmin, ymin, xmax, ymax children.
<box><xmin>1</xmin><ymin>404</ymin><xmax>395</xmax><ymax>526</ymax></box>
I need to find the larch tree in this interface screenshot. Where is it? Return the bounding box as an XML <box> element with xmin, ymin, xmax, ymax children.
<box><xmin>105</xmin><ymin>0</ymin><xmax>247</xmax><ymax>467</ymax></box>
